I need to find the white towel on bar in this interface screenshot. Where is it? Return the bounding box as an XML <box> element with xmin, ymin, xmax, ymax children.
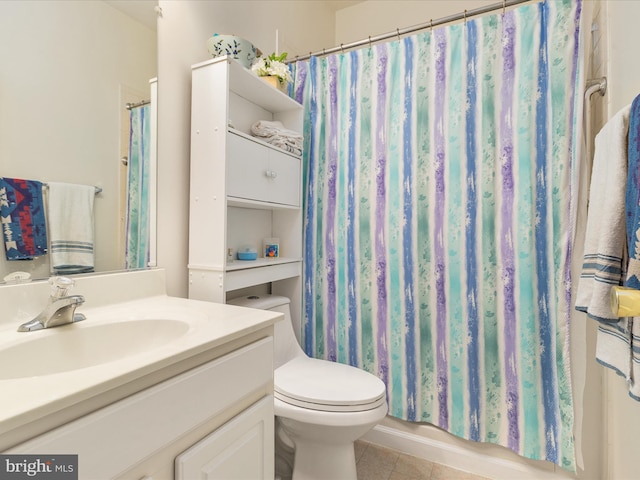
<box><xmin>575</xmin><ymin>105</ymin><xmax>635</xmax><ymax>387</ymax></box>
<box><xmin>575</xmin><ymin>105</ymin><xmax>630</xmax><ymax>322</ymax></box>
<box><xmin>47</xmin><ymin>182</ymin><xmax>95</xmax><ymax>274</ymax></box>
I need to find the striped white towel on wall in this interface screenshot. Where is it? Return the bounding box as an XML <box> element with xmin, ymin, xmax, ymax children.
<box><xmin>47</xmin><ymin>182</ymin><xmax>95</xmax><ymax>274</ymax></box>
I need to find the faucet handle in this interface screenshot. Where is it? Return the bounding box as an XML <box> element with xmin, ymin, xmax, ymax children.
<box><xmin>49</xmin><ymin>276</ymin><xmax>75</xmax><ymax>298</ymax></box>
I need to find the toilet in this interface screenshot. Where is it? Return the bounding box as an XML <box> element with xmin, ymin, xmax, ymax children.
<box><xmin>228</xmin><ymin>294</ymin><xmax>388</xmax><ymax>480</ymax></box>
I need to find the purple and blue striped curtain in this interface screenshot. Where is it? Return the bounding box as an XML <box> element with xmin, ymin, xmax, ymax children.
<box><xmin>293</xmin><ymin>0</ymin><xmax>581</xmax><ymax>470</ymax></box>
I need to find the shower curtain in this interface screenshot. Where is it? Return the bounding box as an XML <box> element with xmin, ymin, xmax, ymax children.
<box><xmin>293</xmin><ymin>0</ymin><xmax>582</xmax><ymax>470</ymax></box>
<box><xmin>125</xmin><ymin>104</ymin><xmax>151</xmax><ymax>269</ymax></box>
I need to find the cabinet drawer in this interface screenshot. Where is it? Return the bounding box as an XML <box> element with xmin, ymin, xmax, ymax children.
<box><xmin>227</xmin><ymin>132</ymin><xmax>300</xmax><ymax>207</ymax></box>
<box><xmin>226</xmin><ymin>260</ymin><xmax>302</xmax><ymax>291</ymax></box>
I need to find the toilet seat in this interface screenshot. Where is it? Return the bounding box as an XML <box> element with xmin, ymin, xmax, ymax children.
<box><xmin>274</xmin><ymin>357</ymin><xmax>386</xmax><ymax>412</ymax></box>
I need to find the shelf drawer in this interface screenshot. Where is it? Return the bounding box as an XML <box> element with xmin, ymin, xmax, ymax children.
<box><xmin>227</xmin><ymin>132</ymin><xmax>300</xmax><ymax>207</ymax></box>
<box><xmin>226</xmin><ymin>260</ymin><xmax>301</xmax><ymax>292</ymax></box>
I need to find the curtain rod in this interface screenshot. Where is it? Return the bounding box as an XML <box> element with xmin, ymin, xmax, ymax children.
<box><xmin>125</xmin><ymin>100</ymin><xmax>150</xmax><ymax>110</ymax></box>
<box><xmin>290</xmin><ymin>0</ymin><xmax>535</xmax><ymax>63</ymax></box>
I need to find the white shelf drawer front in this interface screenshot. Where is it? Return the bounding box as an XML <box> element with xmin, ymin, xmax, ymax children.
<box><xmin>227</xmin><ymin>132</ymin><xmax>300</xmax><ymax>207</ymax></box>
<box><xmin>226</xmin><ymin>260</ymin><xmax>301</xmax><ymax>292</ymax></box>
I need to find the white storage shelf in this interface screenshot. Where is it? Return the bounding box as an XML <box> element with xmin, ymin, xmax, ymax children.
<box><xmin>224</xmin><ymin>56</ymin><xmax>301</xmax><ymax>114</ymax></box>
<box><xmin>189</xmin><ymin>56</ymin><xmax>304</xmax><ymax>304</ymax></box>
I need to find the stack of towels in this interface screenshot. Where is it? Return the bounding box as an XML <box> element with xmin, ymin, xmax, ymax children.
<box><xmin>251</xmin><ymin>120</ymin><xmax>303</xmax><ymax>156</ymax></box>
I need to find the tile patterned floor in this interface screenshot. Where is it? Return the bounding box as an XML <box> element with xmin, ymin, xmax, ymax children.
<box><xmin>355</xmin><ymin>441</ymin><xmax>492</xmax><ymax>480</ymax></box>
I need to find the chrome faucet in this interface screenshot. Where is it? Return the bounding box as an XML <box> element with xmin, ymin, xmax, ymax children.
<box><xmin>17</xmin><ymin>276</ymin><xmax>86</xmax><ymax>332</ymax></box>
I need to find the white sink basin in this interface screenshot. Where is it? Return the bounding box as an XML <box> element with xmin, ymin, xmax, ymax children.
<box><xmin>0</xmin><ymin>319</ymin><xmax>190</xmax><ymax>379</ymax></box>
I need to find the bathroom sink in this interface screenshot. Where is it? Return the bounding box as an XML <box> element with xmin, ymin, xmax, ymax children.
<box><xmin>0</xmin><ymin>319</ymin><xmax>190</xmax><ymax>379</ymax></box>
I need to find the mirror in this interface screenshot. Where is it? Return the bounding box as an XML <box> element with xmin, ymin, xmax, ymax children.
<box><xmin>0</xmin><ymin>0</ymin><xmax>157</xmax><ymax>283</ymax></box>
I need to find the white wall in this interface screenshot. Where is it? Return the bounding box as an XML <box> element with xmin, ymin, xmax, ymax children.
<box><xmin>156</xmin><ymin>1</ymin><xmax>337</xmax><ymax>297</ymax></box>
<box><xmin>334</xmin><ymin>0</ymin><xmax>495</xmax><ymax>44</ymax></box>
<box><xmin>0</xmin><ymin>1</ymin><xmax>156</xmax><ymax>279</ymax></box>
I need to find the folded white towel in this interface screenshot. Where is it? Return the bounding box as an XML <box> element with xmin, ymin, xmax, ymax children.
<box><xmin>575</xmin><ymin>105</ymin><xmax>630</xmax><ymax>322</ymax></box>
<box><xmin>251</xmin><ymin>120</ymin><xmax>302</xmax><ymax>140</ymax></box>
<box><xmin>251</xmin><ymin>120</ymin><xmax>303</xmax><ymax>156</ymax></box>
<box><xmin>47</xmin><ymin>182</ymin><xmax>95</xmax><ymax>274</ymax></box>
<box><xmin>264</xmin><ymin>137</ymin><xmax>303</xmax><ymax>156</ymax></box>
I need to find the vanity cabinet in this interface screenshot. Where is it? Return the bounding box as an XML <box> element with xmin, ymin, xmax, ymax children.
<box><xmin>188</xmin><ymin>56</ymin><xmax>303</xmax><ymax>326</ymax></box>
<box><xmin>7</xmin><ymin>334</ymin><xmax>275</xmax><ymax>479</ymax></box>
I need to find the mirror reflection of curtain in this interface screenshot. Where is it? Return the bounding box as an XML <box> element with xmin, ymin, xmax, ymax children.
<box><xmin>125</xmin><ymin>105</ymin><xmax>151</xmax><ymax>269</ymax></box>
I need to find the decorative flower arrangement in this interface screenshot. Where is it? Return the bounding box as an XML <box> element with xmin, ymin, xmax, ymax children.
<box><xmin>251</xmin><ymin>52</ymin><xmax>293</xmax><ymax>87</ymax></box>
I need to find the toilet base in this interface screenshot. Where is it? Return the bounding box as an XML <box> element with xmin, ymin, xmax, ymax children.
<box><xmin>275</xmin><ymin>420</ymin><xmax>295</xmax><ymax>480</ymax></box>
<box><xmin>275</xmin><ymin>397</ymin><xmax>388</xmax><ymax>480</ymax></box>
<box><xmin>275</xmin><ymin>418</ymin><xmax>358</xmax><ymax>480</ymax></box>
<box><xmin>277</xmin><ymin>416</ymin><xmax>376</xmax><ymax>480</ymax></box>
<box><xmin>292</xmin><ymin>439</ymin><xmax>357</xmax><ymax>480</ymax></box>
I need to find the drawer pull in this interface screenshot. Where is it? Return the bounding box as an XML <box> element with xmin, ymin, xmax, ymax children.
<box><xmin>265</xmin><ymin>170</ymin><xmax>278</xmax><ymax>179</ymax></box>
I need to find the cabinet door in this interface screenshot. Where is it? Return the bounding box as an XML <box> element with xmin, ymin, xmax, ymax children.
<box><xmin>175</xmin><ymin>395</ymin><xmax>274</xmax><ymax>480</ymax></box>
<box><xmin>227</xmin><ymin>132</ymin><xmax>270</xmax><ymax>202</ymax></box>
<box><xmin>227</xmin><ymin>132</ymin><xmax>300</xmax><ymax>207</ymax></box>
<box><xmin>269</xmin><ymin>148</ymin><xmax>300</xmax><ymax>207</ymax></box>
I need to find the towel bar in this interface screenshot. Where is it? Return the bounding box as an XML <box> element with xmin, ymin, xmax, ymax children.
<box><xmin>42</xmin><ymin>183</ymin><xmax>102</xmax><ymax>195</ymax></box>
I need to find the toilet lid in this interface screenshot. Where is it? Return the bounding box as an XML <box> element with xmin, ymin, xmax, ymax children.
<box><xmin>274</xmin><ymin>357</ymin><xmax>386</xmax><ymax>412</ymax></box>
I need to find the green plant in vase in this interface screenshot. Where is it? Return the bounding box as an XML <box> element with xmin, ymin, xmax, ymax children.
<box><xmin>251</xmin><ymin>52</ymin><xmax>293</xmax><ymax>92</ymax></box>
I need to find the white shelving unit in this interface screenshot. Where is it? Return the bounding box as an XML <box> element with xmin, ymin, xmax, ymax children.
<box><xmin>188</xmin><ymin>56</ymin><xmax>303</xmax><ymax>325</ymax></box>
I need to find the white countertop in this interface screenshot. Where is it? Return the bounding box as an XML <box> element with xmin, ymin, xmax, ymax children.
<box><xmin>0</xmin><ymin>270</ymin><xmax>281</xmax><ymax>450</ymax></box>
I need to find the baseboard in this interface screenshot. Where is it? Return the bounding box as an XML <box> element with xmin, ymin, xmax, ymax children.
<box><xmin>362</xmin><ymin>424</ymin><xmax>576</xmax><ymax>480</ymax></box>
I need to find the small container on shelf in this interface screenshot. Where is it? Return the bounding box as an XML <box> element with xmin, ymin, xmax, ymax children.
<box><xmin>237</xmin><ymin>245</ymin><xmax>258</xmax><ymax>261</ymax></box>
<box><xmin>263</xmin><ymin>238</ymin><xmax>279</xmax><ymax>258</ymax></box>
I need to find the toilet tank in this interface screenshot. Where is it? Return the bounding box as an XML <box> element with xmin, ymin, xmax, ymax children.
<box><xmin>227</xmin><ymin>294</ymin><xmax>305</xmax><ymax>368</ymax></box>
